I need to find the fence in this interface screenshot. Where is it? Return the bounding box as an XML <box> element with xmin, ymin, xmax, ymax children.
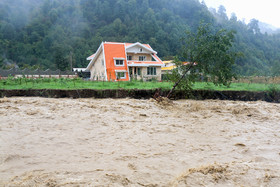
<box><xmin>0</xmin><ymin>68</ymin><xmax>76</xmax><ymax>78</ymax></box>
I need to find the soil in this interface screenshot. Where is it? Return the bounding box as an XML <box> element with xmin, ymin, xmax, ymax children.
<box><xmin>0</xmin><ymin>97</ymin><xmax>280</xmax><ymax>186</ymax></box>
<box><xmin>1</xmin><ymin>89</ymin><xmax>280</xmax><ymax>103</ymax></box>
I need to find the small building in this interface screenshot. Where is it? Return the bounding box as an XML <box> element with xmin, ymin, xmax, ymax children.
<box><xmin>161</xmin><ymin>61</ymin><xmax>177</xmax><ymax>74</ymax></box>
<box><xmin>85</xmin><ymin>42</ymin><xmax>164</xmax><ymax>81</ymax></box>
<box><xmin>73</xmin><ymin>68</ymin><xmax>90</xmax><ymax>79</ymax></box>
<box><xmin>161</xmin><ymin>61</ymin><xmax>193</xmax><ymax>74</ymax></box>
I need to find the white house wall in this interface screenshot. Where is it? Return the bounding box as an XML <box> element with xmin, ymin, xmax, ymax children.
<box><xmin>142</xmin><ymin>66</ymin><xmax>162</xmax><ymax>81</ymax></box>
<box><xmin>130</xmin><ymin>66</ymin><xmax>161</xmax><ymax>81</ymax></box>
<box><xmin>127</xmin><ymin>53</ymin><xmax>153</xmax><ymax>61</ymax></box>
<box><xmin>90</xmin><ymin>51</ymin><xmax>106</xmax><ymax>80</ymax></box>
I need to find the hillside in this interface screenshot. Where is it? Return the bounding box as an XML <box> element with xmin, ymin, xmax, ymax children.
<box><xmin>0</xmin><ymin>0</ymin><xmax>279</xmax><ymax>75</ymax></box>
<box><xmin>259</xmin><ymin>22</ymin><xmax>280</xmax><ymax>35</ymax></box>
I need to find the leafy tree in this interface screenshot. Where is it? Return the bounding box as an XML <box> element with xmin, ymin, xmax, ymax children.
<box><xmin>217</xmin><ymin>5</ymin><xmax>228</xmax><ymax>20</ymax></box>
<box><xmin>0</xmin><ymin>56</ymin><xmax>3</xmax><ymax>68</ymax></box>
<box><xmin>248</xmin><ymin>19</ymin><xmax>261</xmax><ymax>35</ymax></box>
<box><xmin>167</xmin><ymin>23</ymin><xmax>238</xmax><ymax>98</ymax></box>
<box><xmin>271</xmin><ymin>60</ymin><xmax>280</xmax><ymax>76</ymax></box>
<box><xmin>54</xmin><ymin>47</ymin><xmax>69</xmax><ymax>71</ymax></box>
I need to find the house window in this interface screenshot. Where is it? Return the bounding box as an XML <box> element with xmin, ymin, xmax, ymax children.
<box><xmin>139</xmin><ymin>48</ymin><xmax>143</xmax><ymax>52</ymax></box>
<box><xmin>116</xmin><ymin>72</ymin><xmax>126</xmax><ymax>79</ymax></box>
<box><xmin>137</xmin><ymin>68</ymin><xmax>141</xmax><ymax>76</ymax></box>
<box><xmin>127</xmin><ymin>55</ymin><xmax>132</xmax><ymax>60</ymax></box>
<box><xmin>139</xmin><ymin>56</ymin><xmax>146</xmax><ymax>61</ymax></box>
<box><xmin>147</xmin><ymin>67</ymin><xmax>156</xmax><ymax>75</ymax></box>
<box><xmin>115</xmin><ymin>59</ymin><xmax>124</xmax><ymax>66</ymax></box>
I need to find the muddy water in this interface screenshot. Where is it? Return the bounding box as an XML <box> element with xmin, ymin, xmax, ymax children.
<box><xmin>0</xmin><ymin>97</ymin><xmax>280</xmax><ymax>186</ymax></box>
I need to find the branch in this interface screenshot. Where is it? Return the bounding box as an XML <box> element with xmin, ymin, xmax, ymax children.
<box><xmin>166</xmin><ymin>61</ymin><xmax>195</xmax><ymax>98</ymax></box>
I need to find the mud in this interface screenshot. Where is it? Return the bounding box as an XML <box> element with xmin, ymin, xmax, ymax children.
<box><xmin>0</xmin><ymin>97</ymin><xmax>280</xmax><ymax>186</ymax></box>
<box><xmin>1</xmin><ymin>89</ymin><xmax>280</xmax><ymax>102</ymax></box>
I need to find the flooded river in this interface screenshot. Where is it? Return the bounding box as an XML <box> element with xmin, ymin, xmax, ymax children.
<box><xmin>0</xmin><ymin>97</ymin><xmax>280</xmax><ymax>186</ymax></box>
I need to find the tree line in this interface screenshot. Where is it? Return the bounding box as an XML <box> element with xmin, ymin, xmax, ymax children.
<box><xmin>0</xmin><ymin>0</ymin><xmax>279</xmax><ymax>76</ymax></box>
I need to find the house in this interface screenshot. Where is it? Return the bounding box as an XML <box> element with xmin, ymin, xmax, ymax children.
<box><xmin>161</xmin><ymin>61</ymin><xmax>177</xmax><ymax>74</ymax></box>
<box><xmin>161</xmin><ymin>60</ymin><xmax>194</xmax><ymax>74</ymax></box>
<box><xmin>85</xmin><ymin>42</ymin><xmax>164</xmax><ymax>81</ymax></box>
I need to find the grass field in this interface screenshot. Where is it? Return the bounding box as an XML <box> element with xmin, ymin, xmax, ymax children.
<box><xmin>0</xmin><ymin>77</ymin><xmax>279</xmax><ymax>92</ymax></box>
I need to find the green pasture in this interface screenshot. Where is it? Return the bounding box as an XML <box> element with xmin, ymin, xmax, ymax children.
<box><xmin>0</xmin><ymin>77</ymin><xmax>279</xmax><ymax>92</ymax></box>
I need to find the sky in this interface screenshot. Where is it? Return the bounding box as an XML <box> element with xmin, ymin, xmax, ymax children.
<box><xmin>201</xmin><ymin>0</ymin><xmax>280</xmax><ymax>28</ymax></box>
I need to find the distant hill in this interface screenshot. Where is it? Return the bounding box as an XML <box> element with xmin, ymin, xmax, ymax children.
<box><xmin>258</xmin><ymin>22</ymin><xmax>280</xmax><ymax>35</ymax></box>
<box><xmin>0</xmin><ymin>0</ymin><xmax>280</xmax><ymax>76</ymax></box>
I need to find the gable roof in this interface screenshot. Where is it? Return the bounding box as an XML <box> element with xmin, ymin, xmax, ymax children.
<box><xmin>85</xmin><ymin>42</ymin><xmax>103</xmax><ymax>70</ymax></box>
<box><xmin>86</xmin><ymin>53</ymin><xmax>95</xmax><ymax>61</ymax></box>
<box><xmin>125</xmin><ymin>42</ymin><xmax>157</xmax><ymax>54</ymax></box>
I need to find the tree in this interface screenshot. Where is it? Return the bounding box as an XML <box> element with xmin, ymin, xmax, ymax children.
<box><xmin>248</xmin><ymin>19</ymin><xmax>260</xmax><ymax>35</ymax></box>
<box><xmin>54</xmin><ymin>47</ymin><xmax>69</xmax><ymax>71</ymax></box>
<box><xmin>217</xmin><ymin>5</ymin><xmax>228</xmax><ymax>20</ymax></box>
<box><xmin>167</xmin><ymin>23</ymin><xmax>238</xmax><ymax>98</ymax></box>
<box><xmin>271</xmin><ymin>60</ymin><xmax>280</xmax><ymax>76</ymax></box>
<box><xmin>230</xmin><ymin>13</ymin><xmax>237</xmax><ymax>22</ymax></box>
<box><xmin>0</xmin><ymin>56</ymin><xmax>4</xmax><ymax>68</ymax></box>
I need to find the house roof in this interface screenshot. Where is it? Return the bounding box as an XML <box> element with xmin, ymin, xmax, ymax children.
<box><xmin>86</xmin><ymin>53</ymin><xmax>95</xmax><ymax>61</ymax></box>
<box><xmin>161</xmin><ymin>61</ymin><xmax>195</xmax><ymax>71</ymax></box>
<box><xmin>125</xmin><ymin>42</ymin><xmax>151</xmax><ymax>49</ymax></box>
<box><xmin>162</xmin><ymin>65</ymin><xmax>176</xmax><ymax>71</ymax></box>
<box><xmin>162</xmin><ymin>61</ymin><xmax>177</xmax><ymax>71</ymax></box>
<box><xmin>125</xmin><ymin>42</ymin><xmax>157</xmax><ymax>54</ymax></box>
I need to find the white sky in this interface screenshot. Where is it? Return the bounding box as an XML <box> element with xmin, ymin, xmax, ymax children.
<box><xmin>201</xmin><ymin>0</ymin><xmax>280</xmax><ymax>28</ymax></box>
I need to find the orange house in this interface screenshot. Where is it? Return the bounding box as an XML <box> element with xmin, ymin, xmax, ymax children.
<box><xmin>85</xmin><ymin>42</ymin><xmax>164</xmax><ymax>81</ymax></box>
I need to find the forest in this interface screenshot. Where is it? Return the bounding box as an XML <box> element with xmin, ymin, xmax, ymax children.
<box><xmin>0</xmin><ymin>0</ymin><xmax>280</xmax><ymax>76</ymax></box>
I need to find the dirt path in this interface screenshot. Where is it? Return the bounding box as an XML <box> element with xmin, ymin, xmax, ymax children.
<box><xmin>0</xmin><ymin>97</ymin><xmax>280</xmax><ymax>186</ymax></box>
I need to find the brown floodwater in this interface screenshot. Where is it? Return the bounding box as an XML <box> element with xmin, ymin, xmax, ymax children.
<box><xmin>0</xmin><ymin>97</ymin><xmax>280</xmax><ymax>186</ymax></box>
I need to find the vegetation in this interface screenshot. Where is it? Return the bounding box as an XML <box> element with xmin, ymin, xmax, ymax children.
<box><xmin>0</xmin><ymin>77</ymin><xmax>171</xmax><ymax>90</ymax></box>
<box><xmin>0</xmin><ymin>77</ymin><xmax>279</xmax><ymax>92</ymax></box>
<box><xmin>167</xmin><ymin>22</ymin><xmax>238</xmax><ymax>98</ymax></box>
<box><xmin>0</xmin><ymin>0</ymin><xmax>279</xmax><ymax>76</ymax></box>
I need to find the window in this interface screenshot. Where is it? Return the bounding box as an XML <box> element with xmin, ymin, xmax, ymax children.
<box><xmin>137</xmin><ymin>68</ymin><xmax>141</xmax><ymax>76</ymax></box>
<box><xmin>116</xmin><ymin>72</ymin><xmax>126</xmax><ymax>79</ymax></box>
<box><xmin>139</xmin><ymin>48</ymin><xmax>143</xmax><ymax>52</ymax></box>
<box><xmin>127</xmin><ymin>55</ymin><xmax>132</xmax><ymax>60</ymax></box>
<box><xmin>115</xmin><ymin>59</ymin><xmax>124</xmax><ymax>66</ymax></box>
<box><xmin>139</xmin><ymin>56</ymin><xmax>146</xmax><ymax>61</ymax></box>
<box><xmin>147</xmin><ymin>67</ymin><xmax>156</xmax><ymax>75</ymax></box>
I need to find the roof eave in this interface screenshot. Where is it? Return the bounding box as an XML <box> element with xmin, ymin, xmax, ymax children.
<box><xmin>85</xmin><ymin>43</ymin><xmax>103</xmax><ymax>71</ymax></box>
<box><xmin>125</xmin><ymin>42</ymin><xmax>157</xmax><ymax>54</ymax></box>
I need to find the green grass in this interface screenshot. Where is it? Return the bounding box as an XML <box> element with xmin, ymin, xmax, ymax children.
<box><xmin>193</xmin><ymin>82</ymin><xmax>280</xmax><ymax>91</ymax></box>
<box><xmin>0</xmin><ymin>77</ymin><xmax>172</xmax><ymax>90</ymax></box>
<box><xmin>0</xmin><ymin>77</ymin><xmax>279</xmax><ymax>92</ymax></box>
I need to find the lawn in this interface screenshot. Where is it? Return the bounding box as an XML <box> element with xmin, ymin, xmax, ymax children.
<box><xmin>193</xmin><ymin>82</ymin><xmax>280</xmax><ymax>91</ymax></box>
<box><xmin>0</xmin><ymin>77</ymin><xmax>279</xmax><ymax>92</ymax></box>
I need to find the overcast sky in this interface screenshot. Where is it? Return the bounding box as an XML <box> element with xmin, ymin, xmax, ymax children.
<box><xmin>201</xmin><ymin>0</ymin><xmax>280</xmax><ymax>28</ymax></box>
